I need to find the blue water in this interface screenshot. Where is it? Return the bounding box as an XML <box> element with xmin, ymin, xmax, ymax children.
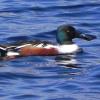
<box><xmin>0</xmin><ymin>0</ymin><xmax>100</xmax><ymax>100</ymax></box>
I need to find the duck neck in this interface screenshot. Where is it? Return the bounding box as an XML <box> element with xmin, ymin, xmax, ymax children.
<box><xmin>60</xmin><ymin>41</ymin><xmax>74</xmax><ymax>45</ymax></box>
<box><xmin>57</xmin><ymin>31</ymin><xmax>73</xmax><ymax>45</ymax></box>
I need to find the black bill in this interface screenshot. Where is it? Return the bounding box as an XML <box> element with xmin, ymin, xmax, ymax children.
<box><xmin>76</xmin><ymin>32</ymin><xmax>97</xmax><ymax>41</ymax></box>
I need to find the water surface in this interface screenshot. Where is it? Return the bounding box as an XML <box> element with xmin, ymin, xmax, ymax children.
<box><xmin>0</xmin><ymin>0</ymin><xmax>100</xmax><ymax>100</ymax></box>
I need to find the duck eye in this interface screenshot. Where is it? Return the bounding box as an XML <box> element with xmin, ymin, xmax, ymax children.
<box><xmin>66</xmin><ymin>30</ymin><xmax>70</xmax><ymax>32</ymax></box>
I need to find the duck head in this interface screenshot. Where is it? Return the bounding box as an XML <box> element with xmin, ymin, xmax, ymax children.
<box><xmin>57</xmin><ymin>25</ymin><xmax>96</xmax><ymax>44</ymax></box>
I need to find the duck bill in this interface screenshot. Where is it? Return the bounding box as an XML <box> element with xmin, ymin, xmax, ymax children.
<box><xmin>76</xmin><ymin>32</ymin><xmax>97</xmax><ymax>41</ymax></box>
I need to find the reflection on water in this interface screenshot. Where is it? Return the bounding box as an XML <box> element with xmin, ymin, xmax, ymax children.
<box><xmin>55</xmin><ymin>54</ymin><xmax>78</xmax><ymax>67</ymax></box>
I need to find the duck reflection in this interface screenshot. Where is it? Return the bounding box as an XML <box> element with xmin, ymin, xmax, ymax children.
<box><xmin>55</xmin><ymin>54</ymin><xmax>80</xmax><ymax>68</ymax></box>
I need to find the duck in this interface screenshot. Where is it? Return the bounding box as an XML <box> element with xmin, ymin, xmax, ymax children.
<box><xmin>0</xmin><ymin>25</ymin><xmax>96</xmax><ymax>59</ymax></box>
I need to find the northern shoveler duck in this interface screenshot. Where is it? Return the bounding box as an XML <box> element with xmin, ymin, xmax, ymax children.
<box><xmin>0</xmin><ymin>25</ymin><xmax>96</xmax><ymax>59</ymax></box>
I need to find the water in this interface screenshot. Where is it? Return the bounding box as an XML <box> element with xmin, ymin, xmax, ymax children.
<box><xmin>0</xmin><ymin>0</ymin><xmax>100</xmax><ymax>100</ymax></box>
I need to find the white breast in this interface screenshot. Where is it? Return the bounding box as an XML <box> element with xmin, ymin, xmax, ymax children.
<box><xmin>56</xmin><ymin>44</ymin><xmax>79</xmax><ymax>54</ymax></box>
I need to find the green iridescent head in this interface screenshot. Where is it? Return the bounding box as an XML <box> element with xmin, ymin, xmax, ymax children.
<box><xmin>56</xmin><ymin>25</ymin><xmax>96</xmax><ymax>44</ymax></box>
